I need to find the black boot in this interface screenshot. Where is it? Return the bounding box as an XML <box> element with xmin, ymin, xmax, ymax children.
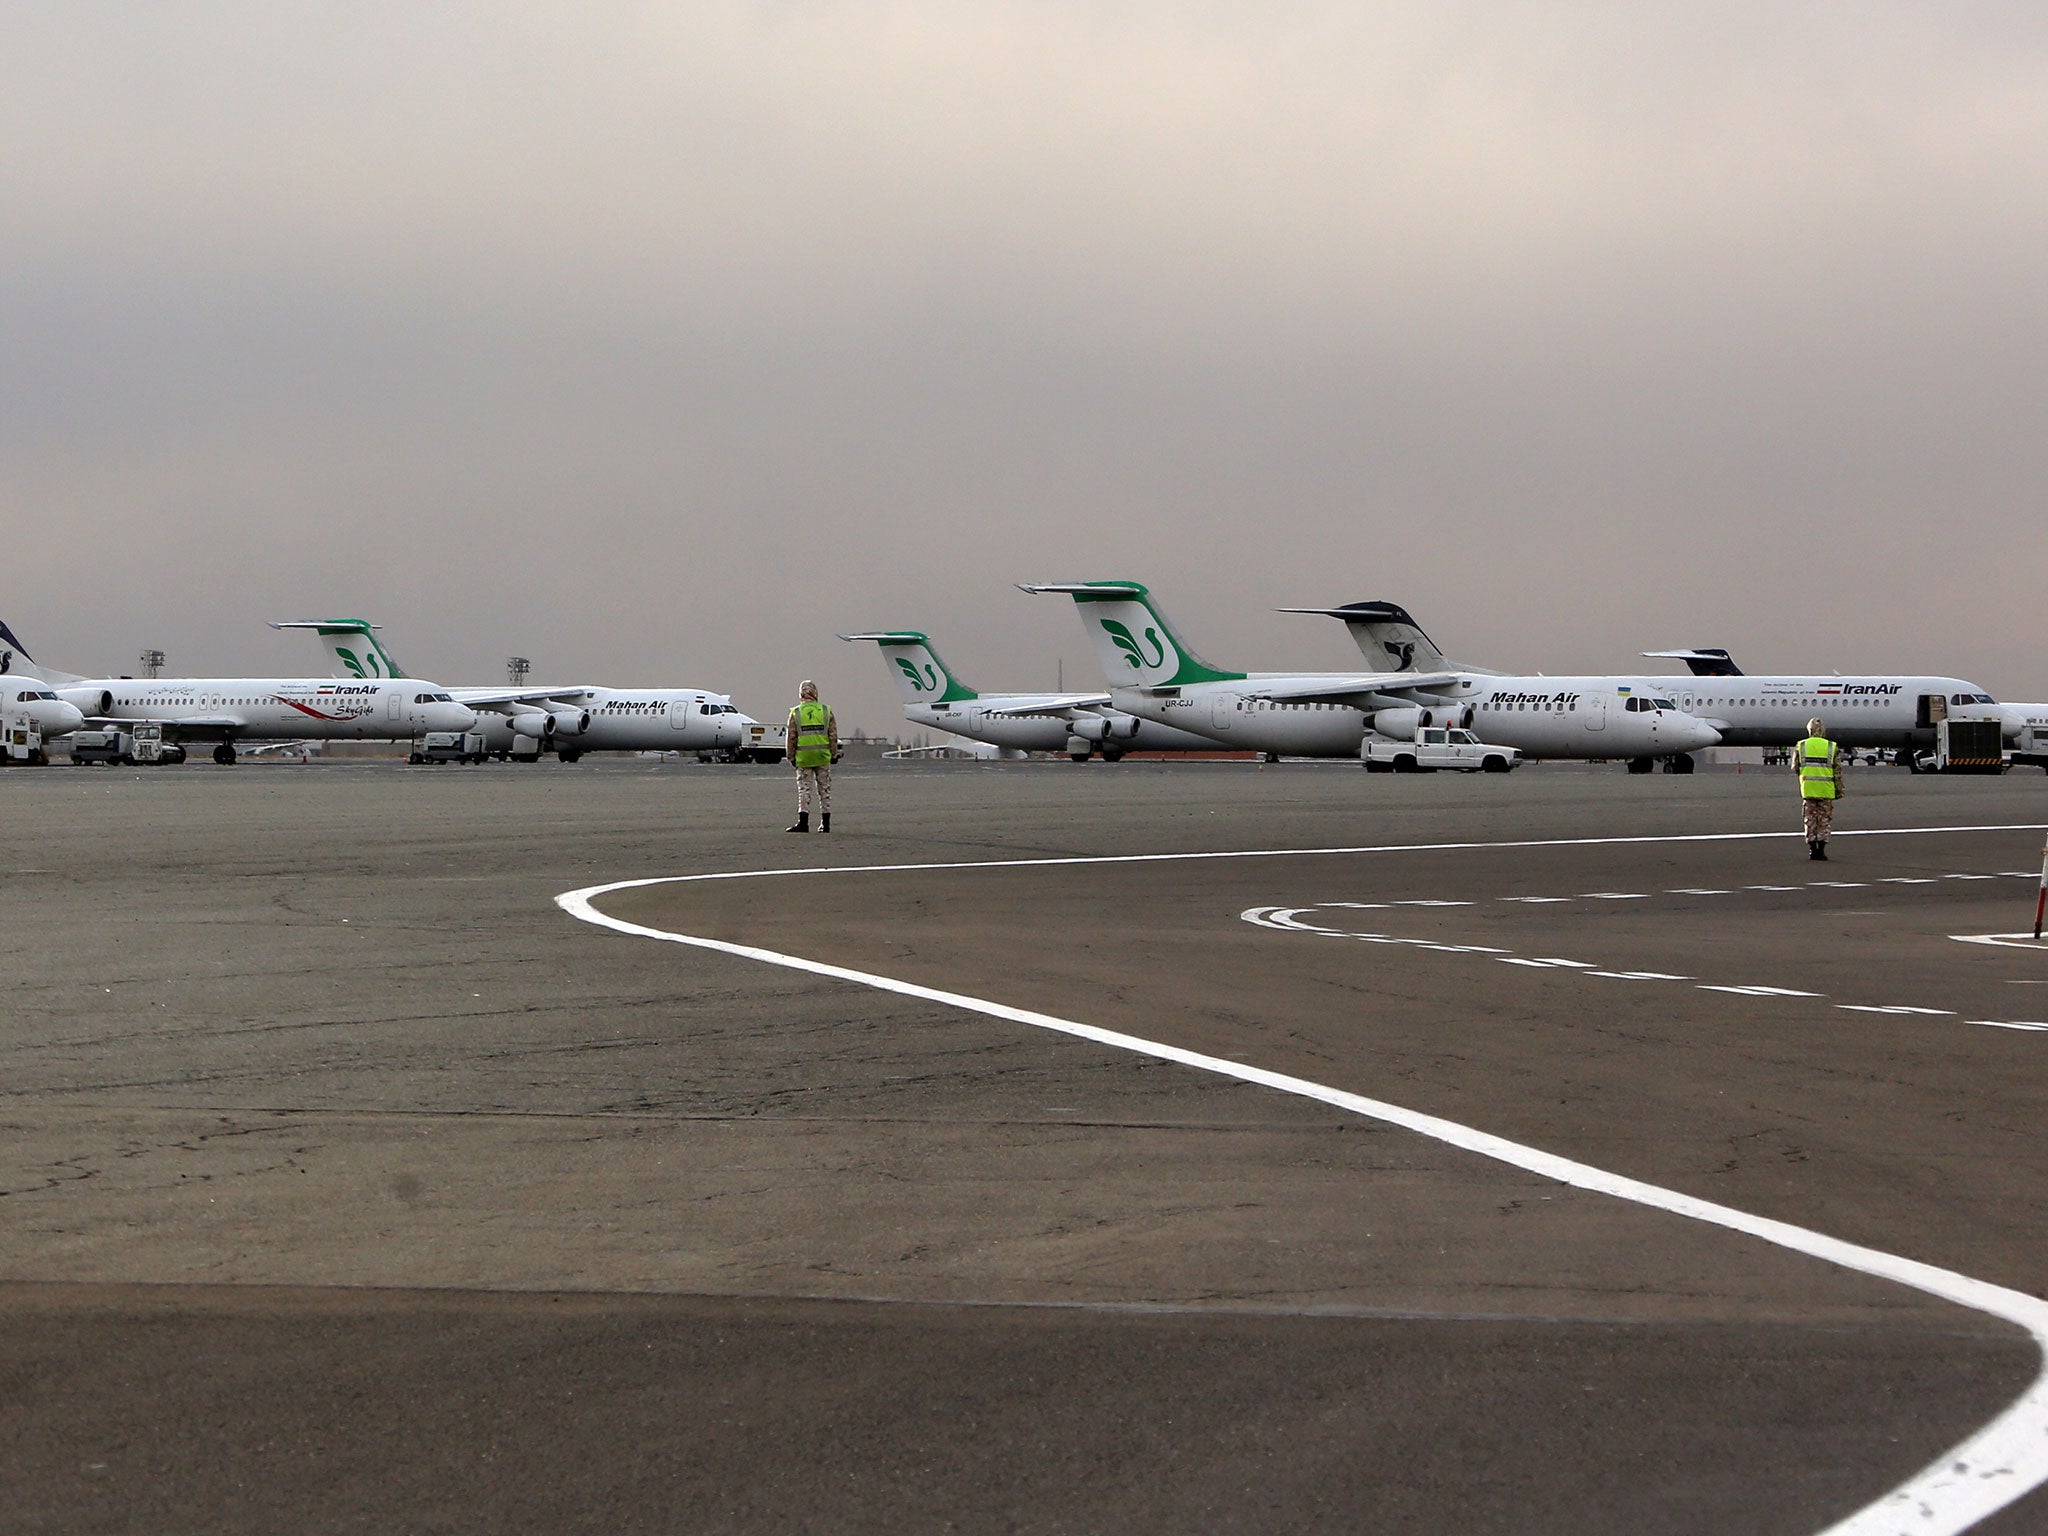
<box><xmin>1807</xmin><ymin>840</ymin><xmax>1819</xmax><ymax>859</ymax></box>
<box><xmin>1814</xmin><ymin>841</ymin><xmax>1827</xmax><ymax>861</ymax></box>
<box><xmin>787</xmin><ymin>811</ymin><xmax>809</xmax><ymax>833</ymax></box>
<box><xmin>819</xmin><ymin>813</ymin><xmax>831</xmax><ymax>834</ymax></box>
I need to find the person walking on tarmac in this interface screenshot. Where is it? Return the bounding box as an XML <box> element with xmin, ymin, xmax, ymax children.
<box><xmin>786</xmin><ymin>679</ymin><xmax>839</xmax><ymax>833</ymax></box>
<box><xmin>1795</xmin><ymin>717</ymin><xmax>1846</xmax><ymax>860</ymax></box>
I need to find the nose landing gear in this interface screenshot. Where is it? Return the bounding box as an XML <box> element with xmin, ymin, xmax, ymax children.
<box><xmin>212</xmin><ymin>743</ymin><xmax>237</xmax><ymax>766</ymax></box>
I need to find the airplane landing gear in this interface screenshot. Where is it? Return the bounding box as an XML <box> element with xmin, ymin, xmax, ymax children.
<box><xmin>1662</xmin><ymin>754</ymin><xmax>1695</xmax><ymax>774</ymax></box>
<box><xmin>1627</xmin><ymin>757</ymin><xmax>1654</xmax><ymax>774</ymax></box>
<box><xmin>212</xmin><ymin>743</ymin><xmax>237</xmax><ymax>766</ymax></box>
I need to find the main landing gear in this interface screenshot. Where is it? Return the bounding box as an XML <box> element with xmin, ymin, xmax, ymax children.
<box><xmin>212</xmin><ymin>743</ymin><xmax>237</xmax><ymax>766</ymax></box>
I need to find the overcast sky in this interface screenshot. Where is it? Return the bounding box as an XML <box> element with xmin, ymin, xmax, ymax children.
<box><xmin>5</xmin><ymin>4</ymin><xmax>2045</xmax><ymax>729</ymax></box>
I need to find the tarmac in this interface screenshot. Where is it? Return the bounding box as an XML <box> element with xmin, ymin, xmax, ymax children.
<box><xmin>5</xmin><ymin>757</ymin><xmax>2048</xmax><ymax>1533</ymax></box>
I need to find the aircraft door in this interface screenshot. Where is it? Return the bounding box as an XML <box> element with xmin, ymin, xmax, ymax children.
<box><xmin>386</xmin><ymin>688</ymin><xmax>401</xmax><ymax>723</ymax></box>
<box><xmin>1583</xmin><ymin>693</ymin><xmax>1607</xmax><ymax>732</ymax></box>
<box><xmin>1917</xmin><ymin>693</ymin><xmax>1947</xmax><ymax>729</ymax></box>
<box><xmin>669</xmin><ymin>700</ymin><xmax>691</xmax><ymax>731</ymax></box>
<box><xmin>1210</xmin><ymin>694</ymin><xmax>1234</xmax><ymax>732</ymax></box>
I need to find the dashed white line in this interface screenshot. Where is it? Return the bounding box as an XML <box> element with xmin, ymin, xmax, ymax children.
<box><xmin>1670</xmin><ymin>888</ymin><xmax>1733</xmax><ymax>895</ymax></box>
<box><xmin>1698</xmin><ymin>985</ymin><xmax>1827</xmax><ymax>998</ymax></box>
<box><xmin>1580</xmin><ymin>892</ymin><xmax>1648</xmax><ymax>900</ymax></box>
<box><xmin>1837</xmin><ymin>1005</ymin><xmax>1957</xmax><ymax>1017</ymax></box>
<box><xmin>1589</xmin><ymin>970</ymin><xmax>1692</xmax><ymax>981</ymax></box>
<box><xmin>1972</xmin><ymin>1020</ymin><xmax>2048</xmax><ymax>1033</ymax></box>
<box><xmin>1501</xmin><ymin>896</ymin><xmax>1573</xmax><ymax>903</ymax></box>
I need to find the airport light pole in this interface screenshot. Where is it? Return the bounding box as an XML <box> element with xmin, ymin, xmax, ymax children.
<box><xmin>507</xmin><ymin>656</ymin><xmax>530</xmax><ymax>686</ymax></box>
<box><xmin>140</xmin><ymin>649</ymin><xmax>165</xmax><ymax>679</ymax></box>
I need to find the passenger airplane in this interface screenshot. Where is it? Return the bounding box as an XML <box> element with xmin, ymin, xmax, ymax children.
<box><xmin>1019</xmin><ymin>582</ymin><xmax>1721</xmax><ymax>770</ymax></box>
<box><xmin>270</xmin><ymin>619</ymin><xmax>751</xmax><ymax>761</ymax></box>
<box><xmin>1</xmin><ymin>672</ymin><xmax>87</xmax><ymax>746</ymax></box>
<box><xmin>0</xmin><ymin>619</ymin><xmax>475</xmax><ymax>763</ymax></box>
<box><xmin>1635</xmin><ymin>646</ymin><xmax>2012</xmax><ymax>756</ymax></box>
<box><xmin>840</xmin><ymin>630</ymin><xmax>1222</xmax><ymax>760</ymax></box>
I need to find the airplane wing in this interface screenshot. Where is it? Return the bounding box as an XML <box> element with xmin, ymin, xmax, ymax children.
<box><xmin>1237</xmin><ymin>671</ymin><xmax>1466</xmax><ymax>706</ymax></box>
<box><xmin>451</xmin><ymin>686</ymin><xmax>600</xmax><ymax>708</ymax></box>
<box><xmin>979</xmin><ymin>694</ymin><xmax>1115</xmax><ymax>720</ymax></box>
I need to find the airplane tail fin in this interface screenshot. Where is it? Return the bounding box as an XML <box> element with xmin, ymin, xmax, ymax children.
<box><xmin>1016</xmin><ymin>581</ymin><xmax>1244</xmax><ymax>688</ymax></box>
<box><xmin>1277</xmin><ymin>601</ymin><xmax>1458</xmax><ymax>674</ymax></box>
<box><xmin>268</xmin><ymin>619</ymin><xmax>410</xmax><ymax>679</ymax></box>
<box><xmin>1643</xmin><ymin>648</ymin><xmax>1744</xmax><ymax>677</ymax></box>
<box><xmin>0</xmin><ymin>618</ymin><xmax>82</xmax><ymax>684</ymax></box>
<box><xmin>838</xmin><ymin>632</ymin><xmax>979</xmax><ymax>704</ymax></box>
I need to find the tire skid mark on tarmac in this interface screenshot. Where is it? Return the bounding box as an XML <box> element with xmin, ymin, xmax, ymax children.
<box><xmin>559</xmin><ymin>830</ymin><xmax>2048</xmax><ymax>1536</ymax></box>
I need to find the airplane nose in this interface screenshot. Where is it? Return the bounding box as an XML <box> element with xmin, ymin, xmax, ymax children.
<box><xmin>1681</xmin><ymin>716</ymin><xmax>1721</xmax><ymax>751</ymax></box>
<box><xmin>445</xmin><ymin>704</ymin><xmax>478</xmax><ymax>731</ymax></box>
<box><xmin>50</xmin><ymin>703</ymin><xmax>86</xmax><ymax>734</ymax></box>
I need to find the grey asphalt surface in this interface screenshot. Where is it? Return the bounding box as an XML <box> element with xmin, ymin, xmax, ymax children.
<box><xmin>5</xmin><ymin>758</ymin><xmax>2047</xmax><ymax>1533</ymax></box>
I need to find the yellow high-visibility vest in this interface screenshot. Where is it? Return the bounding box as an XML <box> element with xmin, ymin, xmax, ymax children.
<box><xmin>1798</xmin><ymin>735</ymin><xmax>1838</xmax><ymax>799</ymax></box>
<box><xmin>793</xmin><ymin>700</ymin><xmax>832</xmax><ymax>767</ymax></box>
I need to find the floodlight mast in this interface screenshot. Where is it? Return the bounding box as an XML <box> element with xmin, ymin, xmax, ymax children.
<box><xmin>507</xmin><ymin>655</ymin><xmax>531</xmax><ymax>686</ymax></box>
<box><xmin>140</xmin><ymin>649</ymin><xmax>165</xmax><ymax>679</ymax></box>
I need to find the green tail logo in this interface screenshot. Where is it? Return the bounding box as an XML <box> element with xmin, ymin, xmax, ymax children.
<box><xmin>336</xmin><ymin>646</ymin><xmax>370</xmax><ymax>678</ymax></box>
<box><xmin>1102</xmin><ymin>619</ymin><xmax>1166</xmax><ymax>670</ymax></box>
<box><xmin>895</xmin><ymin>657</ymin><xmax>940</xmax><ymax>692</ymax></box>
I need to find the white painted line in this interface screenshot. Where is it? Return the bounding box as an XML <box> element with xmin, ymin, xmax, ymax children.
<box><xmin>1945</xmin><ymin>875</ymin><xmax>1999</xmax><ymax>881</ymax></box>
<box><xmin>1670</xmin><ymin>888</ymin><xmax>1733</xmax><ymax>895</ymax></box>
<box><xmin>1698</xmin><ymin>985</ymin><xmax>1827</xmax><ymax>998</ymax></box>
<box><xmin>1580</xmin><ymin>892</ymin><xmax>1648</xmax><ymax>900</ymax></box>
<box><xmin>1502</xmin><ymin>896</ymin><xmax>1573</xmax><ymax>903</ymax></box>
<box><xmin>1836</xmin><ymin>1005</ymin><xmax>1957</xmax><ymax>1017</ymax></box>
<box><xmin>1394</xmin><ymin>899</ymin><xmax>1474</xmax><ymax>907</ymax></box>
<box><xmin>1588</xmin><ymin>971</ymin><xmax>1691</xmax><ymax>981</ymax></box>
<box><xmin>1970</xmin><ymin>1021</ymin><xmax>2048</xmax><ymax>1033</ymax></box>
<box><xmin>1881</xmin><ymin>878</ymin><xmax>1940</xmax><ymax>885</ymax></box>
<box><xmin>1746</xmin><ymin>885</ymin><xmax>1802</xmax><ymax>892</ymax></box>
<box><xmin>1952</xmin><ymin>934</ymin><xmax>2048</xmax><ymax>951</ymax></box>
<box><xmin>561</xmin><ymin>862</ymin><xmax>2048</xmax><ymax>1536</ymax></box>
<box><xmin>537</xmin><ymin>824</ymin><xmax>2048</xmax><ymax>896</ymax></box>
<box><xmin>1327</xmin><ymin>902</ymin><xmax>1390</xmax><ymax>909</ymax></box>
<box><xmin>1809</xmin><ymin>881</ymin><xmax>1868</xmax><ymax>888</ymax></box>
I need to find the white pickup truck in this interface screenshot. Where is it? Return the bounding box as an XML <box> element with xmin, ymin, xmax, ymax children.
<box><xmin>1363</xmin><ymin>727</ymin><xmax>1520</xmax><ymax>774</ymax></box>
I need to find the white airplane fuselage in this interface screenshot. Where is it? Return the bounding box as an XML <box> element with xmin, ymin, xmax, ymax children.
<box><xmin>1114</xmin><ymin>674</ymin><xmax>1720</xmax><ymax>760</ymax></box>
<box><xmin>3</xmin><ymin>677</ymin><xmax>87</xmax><ymax>737</ymax></box>
<box><xmin>1640</xmin><ymin>675</ymin><xmax>2006</xmax><ymax>749</ymax></box>
<box><xmin>459</xmin><ymin>688</ymin><xmax>750</xmax><ymax>755</ymax></box>
<box><xmin>61</xmin><ymin>678</ymin><xmax>477</xmax><ymax>741</ymax></box>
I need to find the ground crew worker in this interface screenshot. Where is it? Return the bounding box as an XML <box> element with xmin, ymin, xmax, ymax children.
<box><xmin>786</xmin><ymin>679</ymin><xmax>839</xmax><ymax>833</ymax></box>
<box><xmin>1795</xmin><ymin>717</ymin><xmax>1845</xmax><ymax>860</ymax></box>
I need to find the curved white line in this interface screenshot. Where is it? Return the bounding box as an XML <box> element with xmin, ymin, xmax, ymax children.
<box><xmin>1953</xmin><ymin>934</ymin><xmax>2048</xmax><ymax>951</ymax></box>
<box><xmin>559</xmin><ymin>840</ymin><xmax>2048</xmax><ymax>1536</ymax></box>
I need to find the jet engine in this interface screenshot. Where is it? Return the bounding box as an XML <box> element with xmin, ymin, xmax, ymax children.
<box><xmin>1368</xmin><ymin>703</ymin><xmax>1472</xmax><ymax>740</ymax></box>
<box><xmin>508</xmin><ymin>708</ymin><xmax>591</xmax><ymax>739</ymax></box>
<box><xmin>59</xmin><ymin>686</ymin><xmax>113</xmax><ymax>717</ymax></box>
<box><xmin>1069</xmin><ymin>715</ymin><xmax>1141</xmax><ymax>744</ymax></box>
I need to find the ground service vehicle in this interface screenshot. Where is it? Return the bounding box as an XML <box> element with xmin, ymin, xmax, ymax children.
<box><xmin>72</xmin><ymin>725</ymin><xmax>188</xmax><ymax>765</ymax></box>
<box><xmin>410</xmin><ymin>731</ymin><xmax>488</xmax><ymax>764</ymax></box>
<box><xmin>1364</xmin><ymin>727</ymin><xmax>1519</xmax><ymax>774</ymax></box>
<box><xmin>730</xmin><ymin>721</ymin><xmax>786</xmax><ymax>763</ymax></box>
<box><xmin>3</xmin><ymin>724</ymin><xmax>46</xmax><ymax>764</ymax></box>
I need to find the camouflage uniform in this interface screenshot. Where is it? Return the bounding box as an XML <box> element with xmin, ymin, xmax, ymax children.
<box><xmin>1794</xmin><ymin>724</ymin><xmax>1844</xmax><ymax>857</ymax></box>
<box><xmin>787</xmin><ymin>685</ymin><xmax>838</xmax><ymax>824</ymax></box>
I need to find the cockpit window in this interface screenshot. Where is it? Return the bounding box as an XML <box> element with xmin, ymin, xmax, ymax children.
<box><xmin>1653</xmin><ymin>698</ymin><xmax>1677</xmax><ymax>711</ymax></box>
